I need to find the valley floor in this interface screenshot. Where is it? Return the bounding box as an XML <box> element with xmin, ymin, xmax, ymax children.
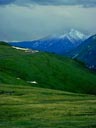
<box><xmin>0</xmin><ymin>84</ymin><xmax>96</xmax><ymax>128</ymax></box>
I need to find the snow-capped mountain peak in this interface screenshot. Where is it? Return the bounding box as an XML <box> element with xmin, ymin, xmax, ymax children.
<box><xmin>57</xmin><ymin>29</ymin><xmax>86</xmax><ymax>41</ymax></box>
<box><xmin>10</xmin><ymin>29</ymin><xmax>88</xmax><ymax>55</ymax></box>
<box><xmin>40</xmin><ymin>29</ymin><xmax>87</xmax><ymax>43</ymax></box>
<box><xmin>58</xmin><ymin>29</ymin><xmax>87</xmax><ymax>44</ymax></box>
<box><xmin>68</xmin><ymin>29</ymin><xmax>86</xmax><ymax>41</ymax></box>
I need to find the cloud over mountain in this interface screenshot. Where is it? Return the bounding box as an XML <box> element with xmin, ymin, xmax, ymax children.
<box><xmin>0</xmin><ymin>0</ymin><xmax>96</xmax><ymax>41</ymax></box>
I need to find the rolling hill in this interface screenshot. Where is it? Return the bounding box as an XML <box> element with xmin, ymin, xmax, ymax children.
<box><xmin>0</xmin><ymin>41</ymin><xmax>96</xmax><ymax>95</ymax></box>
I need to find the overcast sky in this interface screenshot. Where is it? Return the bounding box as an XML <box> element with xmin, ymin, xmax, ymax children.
<box><xmin>0</xmin><ymin>0</ymin><xmax>96</xmax><ymax>41</ymax></box>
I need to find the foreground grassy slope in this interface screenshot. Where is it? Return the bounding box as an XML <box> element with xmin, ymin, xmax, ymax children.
<box><xmin>0</xmin><ymin>42</ymin><xmax>96</xmax><ymax>94</ymax></box>
<box><xmin>0</xmin><ymin>84</ymin><xmax>96</xmax><ymax>128</ymax></box>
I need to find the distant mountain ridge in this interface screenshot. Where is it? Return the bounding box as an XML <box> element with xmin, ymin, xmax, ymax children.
<box><xmin>68</xmin><ymin>34</ymin><xmax>96</xmax><ymax>70</ymax></box>
<box><xmin>9</xmin><ymin>29</ymin><xmax>87</xmax><ymax>54</ymax></box>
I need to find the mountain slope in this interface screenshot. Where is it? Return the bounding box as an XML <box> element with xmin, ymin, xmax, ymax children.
<box><xmin>9</xmin><ymin>29</ymin><xmax>87</xmax><ymax>55</ymax></box>
<box><xmin>69</xmin><ymin>34</ymin><xmax>96</xmax><ymax>70</ymax></box>
<box><xmin>0</xmin><ymin>41</ymin><xmax>96</xmax><ymax>94</ymax></box>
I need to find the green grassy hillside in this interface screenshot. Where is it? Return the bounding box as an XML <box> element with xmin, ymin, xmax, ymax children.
<box><xmin>0</xmin><ymin>42</ymin><xmax>96</xmax><ymax>128</ymax></box>
<box><xmin>0</xmin><ymin>84</ymin><xmax>96</xmax><ymax>128</ymax></box>
<box><xmin>0</xmin><ymin>42</ymin><xmax>96</xmax><ymax>94</ymax></box>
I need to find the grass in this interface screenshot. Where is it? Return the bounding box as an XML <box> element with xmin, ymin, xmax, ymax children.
<box><xmin>0</xmin><ymin>42</ymin><xmax>96</xmax><ymax>94</ymax></box>
<box><xmin>0</xmin><ymin>84</ymin><xmax>96</xmax><ymax>128</ymax></box>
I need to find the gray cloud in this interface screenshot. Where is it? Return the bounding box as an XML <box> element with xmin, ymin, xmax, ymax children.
<box><xmin>0</xmin><ymin>0</ymin><xmax>96</xmax><ymax>7</ymax></box>
<box><xmin>0</xmin><ymin>0</ymin><xmax>15</xmax><ymax>5</ymax></box>
<box><xmin>0</xmin><ymin>5</ymin><xmax>96</xmax><ymax>41</ymax></box>
<box><xmin>0</xmin><ymin>0</ymin><xmax>96</xmax><ymax>41</ymax></box>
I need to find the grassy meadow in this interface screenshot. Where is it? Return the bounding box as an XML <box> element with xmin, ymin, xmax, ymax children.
<box><xmin>0</xmin><ymin>84</ymin><xmax>96</xmax><ymax>128</ymax></box>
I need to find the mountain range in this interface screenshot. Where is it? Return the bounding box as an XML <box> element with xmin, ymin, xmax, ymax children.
<box><xmin>9</xmin><ymin>29</ymin><xmax>96</xmax><ymax>70</ymax></box>
<box><xmin>9</xmin><ymin>29</ymin><xmax>87</xmax><ymax>54</ymax></box>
